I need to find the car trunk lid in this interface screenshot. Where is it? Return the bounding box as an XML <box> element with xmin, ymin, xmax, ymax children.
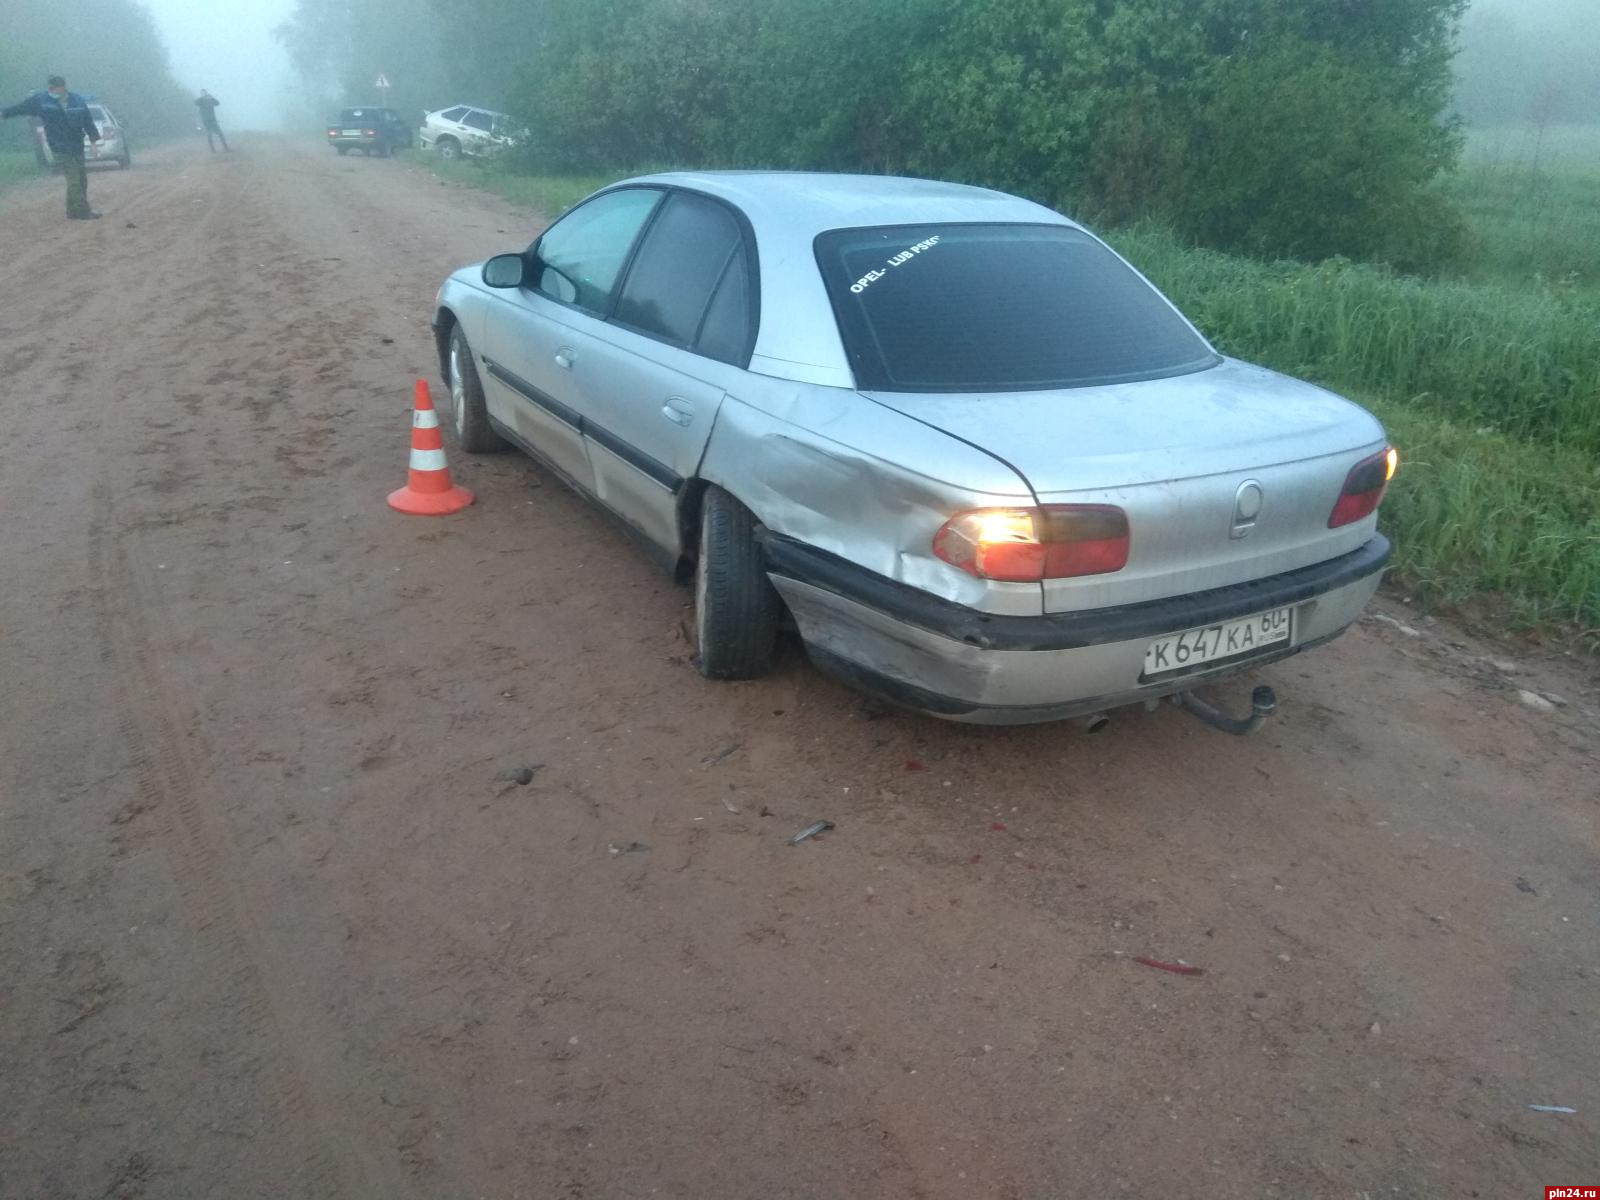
<box><xmin>862</xmin><ymin>358</ymin><xmax>1387</xmax><ymax>612</ymax></box>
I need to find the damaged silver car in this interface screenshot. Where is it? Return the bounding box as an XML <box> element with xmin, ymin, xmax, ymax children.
<box><xmin>430</xmin><ymin>173</ymin><xmax>1395</xmax><ymax>727</ymax></box>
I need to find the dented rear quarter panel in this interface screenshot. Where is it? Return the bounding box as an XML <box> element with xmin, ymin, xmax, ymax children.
<box><xmin>698</xmin><ymin>378</ymin><xmax>1046</xmax><ymax>616</ymax></box>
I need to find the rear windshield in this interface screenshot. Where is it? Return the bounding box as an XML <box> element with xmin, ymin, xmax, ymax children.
<box><xmin>814</xmin><ymin>223</ymin><xmax>1218</xmax><ymax>393</ymax></box>
<box><xmin>89</xmin><ymin>107</ymin><xmax>107</xmax><ymax>123</ymax></box>
<box><xmin>338</xmin><ymin>109</ymin><xmax>377</xmax><ymax>122</ymax></box>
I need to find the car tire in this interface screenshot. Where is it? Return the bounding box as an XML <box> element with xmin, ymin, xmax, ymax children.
<box><xmin>693</xmin><ymin>486</ymin><xmax>782</xmax><ymax>680</ymax></box>
<box><xmin>118</xmin><ymin>153</ymin><xmax>131</xmax><ymax>168</ymax></box>
<box><xmin>436</xmin><ymin>136</ymin><xmax>460</xmax><ymax>161</ymax></box>
<box><xmin>336</xmin><ymin>146</ymin><xmax>348</xmax><ymax>155</ymax></box>
<box><xmin>446</xmin><ymin>324</ymin><xmax>506</xmax><ymax>453</ymax></box>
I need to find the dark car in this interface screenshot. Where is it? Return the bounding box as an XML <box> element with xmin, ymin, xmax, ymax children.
<box><xmin>326</xmin><ymin>107</ymin><xmax>413</xmax><ymax>156</ymax></box>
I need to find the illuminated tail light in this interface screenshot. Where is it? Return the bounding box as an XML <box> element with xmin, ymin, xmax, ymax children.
<box><xmin>327</xmin><ymin>128</ymin><xmax>339</xmax><ymax>136</ymax></box>
<box><xmin>1328</xmin><ymin>447</ymin><xmax>1399</xmax><ymax>528</ymax></box>
<box><xmin>934</xmin><ymin>505</ymin><xmax>1130</xmax><ymax>582</ymax></box>
<box><xmin>363</xmin><ymin>129</ymin><xmax>377</xmax><ymax>136</ymax></box>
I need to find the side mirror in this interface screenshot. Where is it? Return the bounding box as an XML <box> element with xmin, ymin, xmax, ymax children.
<box><xmin>481</xmin><ymin>253</ymin><xmax>526</xmax><ymax>289</ymax></box>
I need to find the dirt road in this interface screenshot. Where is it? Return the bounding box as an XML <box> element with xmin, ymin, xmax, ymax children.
<box><xmin>1</xmin><ymin>136</ymin><xmax>1596</xmax><ymax>1200</ymax></box>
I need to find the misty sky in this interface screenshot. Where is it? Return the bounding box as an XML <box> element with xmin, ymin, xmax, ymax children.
<box><xmin>142</xmin><ymin>0</ymin><xmax>293</xmax><ymax>129</ymax></box>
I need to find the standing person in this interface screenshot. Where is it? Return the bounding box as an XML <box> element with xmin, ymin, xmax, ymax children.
<box><xmin>1</xmin><ymin>75</ymin><xmax>101</xmax><ymax>220</ymax></box>
<box><xmin>195</xmin><ymin>90</ymin><xmax>228</xmax><ymax>152</ymax></box>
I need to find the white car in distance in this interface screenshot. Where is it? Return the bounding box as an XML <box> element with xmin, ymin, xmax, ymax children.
<box><xmin>419</xmin><ymin>104</ymin><xmax>518</xmax><ymax>160</ymax></box>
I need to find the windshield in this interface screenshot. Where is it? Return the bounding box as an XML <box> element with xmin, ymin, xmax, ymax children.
<box><xmin>814</xmin><ymin>223</ymin><xmax>1218</xmax><ymax>393</ymax></box>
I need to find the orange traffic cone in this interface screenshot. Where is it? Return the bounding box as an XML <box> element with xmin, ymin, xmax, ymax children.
<box><xmin>388</xmin><ymin>380</ymin><xmax>474</xmax><ymax>516</ymax></box>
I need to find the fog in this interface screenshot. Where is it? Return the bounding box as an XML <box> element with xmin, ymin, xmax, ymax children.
<box><xmin>1457</xmin><ymin>0</ymin><xmax>1600</xmax><ymax>124</ymax></box>
<box><xmin>141</xmin><ymin>0</ymin><xmax>294</xmax><ymax>130</ymax></box>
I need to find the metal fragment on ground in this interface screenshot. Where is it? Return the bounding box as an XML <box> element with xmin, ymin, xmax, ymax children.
<box><xmin>1132</xmin><ymin>956</ymin><xmax>1205</xmax><ymax>976</ymax></box>
<box><xmin>789</xmin><ymin>820</ymin><xmax>835</xmax><ymax>846</ymax></box>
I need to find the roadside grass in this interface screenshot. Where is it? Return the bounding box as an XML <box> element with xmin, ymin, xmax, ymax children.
<box><xmin>401</xmin><ymin>149</ymin><xmax>606</xmax><ymax>221</ymax></box>
<box><xmin>1446</xmin><ymin>125</ymin><xmax>1600</xmax><ymax>290</ymax></box>
<box><xmin>1109</xmin><ymin>223</ymin><xmax>1600</xmax><ymax>457</ymax></box>
<box><xmin>1362</xmin><ymin>397</ymin><xmax>1600</xmax><ymax>631</ymax></box>
<box><xmin>421</xmin><ymin>153</ymin><xmax>1600</xmax><ymax>637</ymax></box>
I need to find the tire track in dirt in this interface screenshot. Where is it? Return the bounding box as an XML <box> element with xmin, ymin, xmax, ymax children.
<box><xmin>85</xmin><ymin>479</ymin><xmax>356</xmax><ymax>1199</ymax></box>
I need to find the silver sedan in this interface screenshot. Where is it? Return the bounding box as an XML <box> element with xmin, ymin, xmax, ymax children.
<box><xmin>430</xmin><ymin>173</ymin><xmax>1395</xmax><ymax>726</ymax></box>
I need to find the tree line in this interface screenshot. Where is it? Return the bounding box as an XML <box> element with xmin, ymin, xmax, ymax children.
<box><xmin>1</xmin><ymin>0</ymin><xmax>193</xmax><ymax>149</ymax></box>
<box><xmin>278</xmin><ymin>0</ymin><xmax>1473</xmax><ymax>271</ymax></box>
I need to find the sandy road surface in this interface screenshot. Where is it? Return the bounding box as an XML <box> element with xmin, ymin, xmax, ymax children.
<box><xmin>1</xmin><ymin>136</ymin><xmax>1597</xmax><ymax>1200</ymax></box>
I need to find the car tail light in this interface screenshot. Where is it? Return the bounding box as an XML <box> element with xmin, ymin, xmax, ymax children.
<box><xmin>1328</xmin><ymin>447</ymin><xmax>1399</xmax><ymax>528</ymax></box>
<box><xmin>363</xmin><ymin>128</ymin><xmax>377</xmax><ymax>136</ymax></box>
<box><xmin>327</xmin><ymin>128</ymin><xmax>338</xmax><ymax>136</ymax></box>
<box><xmin>934</xmin><ymin>505</ymin><xmax>1130</xmax><ymax>582</ymax></box>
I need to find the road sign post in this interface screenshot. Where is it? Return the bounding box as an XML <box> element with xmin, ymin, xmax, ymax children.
<box><xmin>375</xmin><ymin>73</ymin><xmax>391</xmax><ymax>105</ymax></box>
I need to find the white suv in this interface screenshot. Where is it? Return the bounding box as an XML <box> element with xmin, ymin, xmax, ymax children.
<box><xmin>419</xmin><ymin>105</ymin><xmax>518</xmax><ymax>160</ymax></box>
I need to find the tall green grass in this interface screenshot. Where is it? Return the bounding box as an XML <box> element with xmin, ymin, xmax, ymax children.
<box><xmin>1363</xmin><ymin>398</ymin><xmax>1600</xmax><ymax>629</ymax></box>
<box><xmin>1447</xmin><ymin>125</ymin><xmax>1600</xmax><ymax>290</ymax></box>
<box><xmin>1110</xmin><ymin>223</ymin><xmax>1600</xmax><ymax>457</ymax></box>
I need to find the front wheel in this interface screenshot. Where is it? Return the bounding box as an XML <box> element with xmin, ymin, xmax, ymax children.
<box><xmin>436</xmin><ymin>137</ymin><xmax>460</xmax><ymax>161</ymax></box>
<box><xmin>693</xmin><ymin>487</ymin><xmax>781</xmax><ymax>680</ymax></box>
<box><xmin>445</xmin><ymin>324</ymin><xmax>506</xmax><ymax>453</ymax></box>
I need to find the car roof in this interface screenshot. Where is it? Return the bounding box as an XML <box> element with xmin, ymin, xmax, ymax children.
<box><xmin>615</xmin><ymin>171</ymin><xmax>1074</xmax><ymax>240</ymax></box>
<box><xmin>599</xmin><ymin>172</ymin><xmax>1079</xmax><ymax>385</ymax></box>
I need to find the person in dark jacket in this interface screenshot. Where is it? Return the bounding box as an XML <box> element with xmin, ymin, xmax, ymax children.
<box><xmin>195</xmin><ymin>90</ymin><xmax>228</xmax><ymax>152</ymax></box>
<box><xmin>2</xmin><ymin>75</ymin><xmax>102</xmax><ymax>219</ymax></box>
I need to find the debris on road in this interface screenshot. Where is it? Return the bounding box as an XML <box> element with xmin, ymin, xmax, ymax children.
<box><xmin>789</xmin><ymin>820</ymin><xmax>835</xmax><ymax>846</ymax></box>
<box><xmin>720</xmin><ymin>796</ymin><xmax>741</xmax><ymax>814</ymax></box>
<box><xmin>702</xmin><ymin>742</ymin><xmax>741</xmax><ymax>766</ymax></box>
<box><xmin>1518</xmin><ymin>690</ymin><xmax>1557</xmax><ymax>713</ymax></box>
<box><xmin>608</xmin><ymin>841</ymin><xmax>650</xmax><ymax>855</ymax></box>
<box><xmin>495</xmin><ymin>765</ymin><xmax>543</xmax><ymax>786</ymax></box>
<box><xmin>904</xmin><ymin>760</ymin><xmax>925</xmax><ymax>772</ymax></box>
<box><xmin>1527</xmin><ymin>1104</ymin><xmax>1577</xmax><ymax>1114</ymax></box>
<box><xmin>990</xmin><ymin>822</ymin><xmax>1007</xmax><ymax>832</ymax></box>
<box><xmin>1515</xmin><ymin>877</ymin><xmax>1537</xmax><ymax>895</ymax></box>
<box><xmin>1365</xmin><ymin>613</ymin><xmax>1422</xmax><ymax>638</ymax></box>
<box><xmin>1132</xmin><ymin>957</ymin><xmax>1205</xmax><ymax>977</ymax></box>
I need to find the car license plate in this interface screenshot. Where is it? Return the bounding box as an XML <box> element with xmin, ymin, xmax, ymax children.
<box><xmin>342</xmin><ymin>129</ymin><xmax>362</xmax><ymax>136</ymax></box>
<box><xmin>1143</xmin><ymin>608</ymin><xmax>1291</xmax><ymax>678</ymax></box>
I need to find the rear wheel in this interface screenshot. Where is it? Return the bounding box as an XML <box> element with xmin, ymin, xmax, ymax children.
<box><xmin>693</xmin><ymin>487</ymin><xmax>781</xmax><ymax>680</ymax></box>
<box><xmin>118</xmin><ymin>152</ymin><xmax>131</xmax><ymax>168</ymax></box>
<box><xmin>446</xmin><ymin>324</ymin><xmax>506</xmax><ymax>453</ymax></box>
<box><xmin>335</xmin><ymin>146</ymin><xmax>348</xmax><ymax>155</ymax></box>
<box><xmin>436</xmin><ymin>136</ymin><xmax>460</xmax><ymax>161</ymax></box>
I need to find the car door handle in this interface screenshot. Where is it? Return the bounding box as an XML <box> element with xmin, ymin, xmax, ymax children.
<box><xmin>554</xmin><ymin>347</ymin><xmax>575</xmax><ymax>370</ymax></box>
<box><xmin>661</xmin><ymin>397</ymin><xmax>694</xmax><ymax>427</ymax></box>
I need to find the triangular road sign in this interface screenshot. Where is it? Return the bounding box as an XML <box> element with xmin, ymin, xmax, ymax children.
<box><xmin>375</xmin><ymin>73</ymin><xmax>391</xmax><ymax>89</ymax></box>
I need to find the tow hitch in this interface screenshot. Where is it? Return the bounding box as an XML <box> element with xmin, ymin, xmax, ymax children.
<box><xmin>1174</xmin><ymin>685</ymin><xmax>1278</xmax><ymax>736</ymax></box>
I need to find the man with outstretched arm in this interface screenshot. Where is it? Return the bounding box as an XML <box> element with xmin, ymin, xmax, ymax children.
<box><xmin>2</xmin><ymin>75</ymin><xmax>101</xmax><ymax>219</ymax></box>
<box><xmin>195</xmin><ymin>90</ymin><xmax>228</xmax><ymax>152</ymax></box>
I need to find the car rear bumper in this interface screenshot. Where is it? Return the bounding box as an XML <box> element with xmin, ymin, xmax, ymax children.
<box><xmin>328</xmin><ymin>135</ymin><xmax>383</xmax><ymax>148</ymax></box>
<box><xmin>764</xmin><ymin>534</ymin><xmax>1390</xmax><ymax>724</ymax></box>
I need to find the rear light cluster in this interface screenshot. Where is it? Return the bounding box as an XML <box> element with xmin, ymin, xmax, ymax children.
<box><xmin>935</xmin><ymin>505</ymin><xmax>1130</xmax><ymax>582</ymax></box>
<box><xmin>363</xmin><ymin>128</ymin><xmax>377</xmax><ymax>136</ymax></box>
<box><xmin>1329</xmin><ymin>447</ymin><xmax>1399</xmax><ymax>528</ymax></box>
<box><xmin>326</xmin><ymin>128</ymin><xmax>339</xmax><ymax>136</ymax></box>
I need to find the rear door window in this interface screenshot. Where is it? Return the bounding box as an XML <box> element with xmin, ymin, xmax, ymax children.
<box><xmin>533</xmin><ymin>187</ymin><xmax>664</xmax><ymax>315</ymax></box>
<box><xmin>613</xmin><ymin>192</ymin><xmax>747</xmax><ymax>353</ymax></box>
<box><xmin>693</xmin><ymin>245</ymin><xmax>755</xmax><ymax>365</ymax></box>
<box><xmin>461</xmin><ymin>110</ymin><xmax>493</xmax><ymax>132</ymax></box>
<box><xmin>439</xmin><ymin>107</ymin><xmax>467</xmax><ymax>122</ymax></box>
<box><xmin>814</xmin><ymin>224</ymin><xmax>1218</xmax><ymax>392</ymax></box>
